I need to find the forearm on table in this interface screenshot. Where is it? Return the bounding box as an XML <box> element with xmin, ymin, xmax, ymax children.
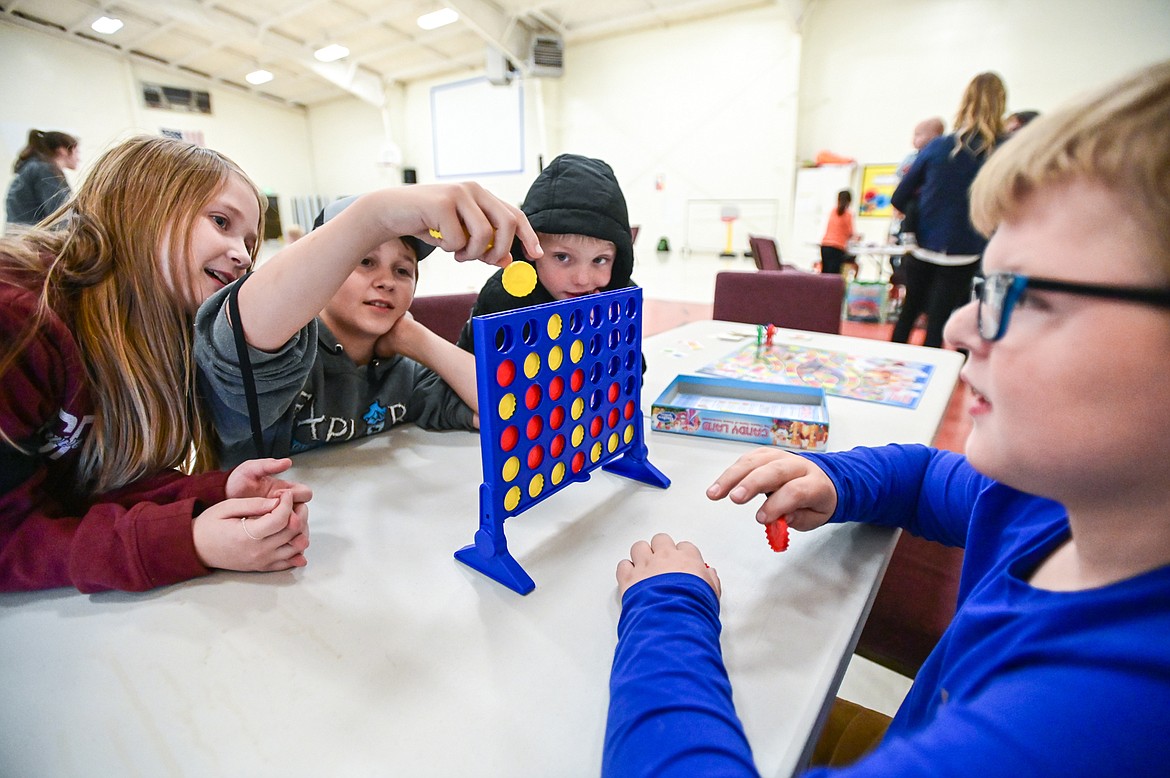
<box><xmin>604</xmin><ymin>573</ymin><xmax>756</xmax><ymax>777</ymax></box>
<box><xmin>389</xmin><ymin>327</ymin><xmax>479</xmax><ymax>413</ymax></box>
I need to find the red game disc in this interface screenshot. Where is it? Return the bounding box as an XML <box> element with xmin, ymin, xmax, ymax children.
<box><xmin>496</xmin><ymin>359</ymin><xmax>516</xmax><ymax>388</ymax></box>
<box><xmin>765</xmin><ymin>517</ymin><xmax>790</xmax><ymax>552</ymax></box>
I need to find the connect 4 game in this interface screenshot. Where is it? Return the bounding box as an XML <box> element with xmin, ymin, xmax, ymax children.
<box><xmin>455</xmin><ymin>287</ymin><xmax>670</xmax><ymax>594</ymax></box>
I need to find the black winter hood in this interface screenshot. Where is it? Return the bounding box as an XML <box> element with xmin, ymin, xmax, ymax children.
<box><xmin>511</xmin><ymin>153</ymin><xmax>635</xmax><ymax>291</ymax></box>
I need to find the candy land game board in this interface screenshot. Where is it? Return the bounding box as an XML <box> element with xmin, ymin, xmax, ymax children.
<box><xmin>697</xmin><ymin>342</ymin><xmax>934</xmax><ymax>409</ymax></box>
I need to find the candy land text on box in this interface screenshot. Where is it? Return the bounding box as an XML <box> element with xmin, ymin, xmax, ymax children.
<box><xmin>651</xmin><ymin>374</ymin><xmax>829</xmax><ymax>451</ymax></box>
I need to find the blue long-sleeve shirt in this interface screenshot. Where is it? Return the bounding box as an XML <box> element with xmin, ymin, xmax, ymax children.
<box><xmin>604</xmin><ymin>444</ymin><xmax>1170</xmax><ymax>777</ymax></box>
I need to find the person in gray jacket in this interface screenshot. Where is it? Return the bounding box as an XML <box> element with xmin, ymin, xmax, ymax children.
<box><xmin>5</xmin><ymin>129</ymin><xmax>79</xmax><ymax>229</ymax></box>
<box><xmin>195</xmin><ymin>185</ymin><xmax>541</xmax><ymax>466</ymax></box>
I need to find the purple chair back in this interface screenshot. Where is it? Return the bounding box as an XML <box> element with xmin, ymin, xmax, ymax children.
<box><xmin>748</xmin><ymin>234</ymin><xmax>783</xmax><ymax>271</ymax></box>
<box><xmin>712</xmin><ymin>270</ymin><xmax>844</xmax><ymax>334</ymax></box>
<box><xmin>409</xmin><ymin>292</ymin><xmax>478</xmax><ymax>344</ymax></box>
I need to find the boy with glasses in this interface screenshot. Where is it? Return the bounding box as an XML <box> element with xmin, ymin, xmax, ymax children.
<box><xmin>604</xmin><ymin>60</ymin><xmax>1170</xmax><ymax>777</ymax></box>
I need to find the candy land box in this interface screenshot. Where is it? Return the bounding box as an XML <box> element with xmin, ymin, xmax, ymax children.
<box><xmin>650</xmin><ymin>374</ymin><xmax>829</xmax><ymax>451</ymax></box>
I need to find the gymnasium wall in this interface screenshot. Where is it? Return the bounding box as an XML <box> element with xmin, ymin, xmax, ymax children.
<box><xmin>2</xmin><ymin>0</ymin><xmax>1168</xmax><ymax>262</ymax></box>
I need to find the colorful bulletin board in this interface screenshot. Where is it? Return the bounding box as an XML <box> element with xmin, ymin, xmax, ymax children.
<box><xmin>456</xmin><ymin>287</ymin><xmax>669</xmax><ymax>595</ymax></box>
<box><xmin>858</xmin><ymin>163</ymin><xmax>899</xmax><ymax>218</ymax></box>
<box><xmin>697</xmin><ymin>342</ymin><xmax>934</xmax><ymax>409</ymax></box>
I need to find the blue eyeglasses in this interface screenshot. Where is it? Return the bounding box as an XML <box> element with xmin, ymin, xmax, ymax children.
<box><xmin>971</xmin><ymin>272</ymin><xmax>1170</xmax><ymax>341</ymax></box>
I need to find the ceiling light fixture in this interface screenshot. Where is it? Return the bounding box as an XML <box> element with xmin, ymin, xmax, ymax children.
<box><xmin>417</xmin><ymin>8</ymin><xmax>459</xmax><ymax>30</ymax></box>
<box><xmin>91</xmin><ymin>16</ymin><xmax>124</xmax><ymax>34</ymax></box>
<box><xmin>246</xmin><ymin>69</ymin><xmax>274</xmax><ymax>85</ymax></box>
<box><xmin>314</xmin><ymin>44</ymin><xmax>350</xmax><ymax>62</ymax></box>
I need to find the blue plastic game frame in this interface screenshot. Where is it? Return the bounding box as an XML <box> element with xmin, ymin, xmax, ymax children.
<box><xmin>454</xmin><ymin>287</ymin><xmax>670</xmax><ymax>594</ymax></box>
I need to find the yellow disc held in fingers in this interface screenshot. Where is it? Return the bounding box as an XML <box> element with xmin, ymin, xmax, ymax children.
<box><xmin>502</xmin><ymin>261</ymin><xmax>537</xmax><ymax>297</ymax></box>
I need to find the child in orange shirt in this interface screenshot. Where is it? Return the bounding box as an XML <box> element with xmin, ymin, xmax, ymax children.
<box><xmin>820</xmin><ymin>189</ymin><xmax>859</xmax><ymax>276</ymax></box>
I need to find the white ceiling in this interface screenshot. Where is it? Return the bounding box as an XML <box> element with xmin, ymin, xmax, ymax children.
<box><xmin>2</xmin><ymin>0</ymin><xmax>791</xmax><ymax>108</ymax></box>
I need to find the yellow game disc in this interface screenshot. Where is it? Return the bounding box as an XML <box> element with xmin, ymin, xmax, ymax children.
<box><xmin>570</xmin><ymin>339</ymin><xmax>584</xmax><ymax>363</ymax></box>
<box><xmin>528</xmin><ymin>473</ymin><xmax>544</xmax><ymax>499</ymax></box>
<box><xmin>571</xmin><ymin>397</ymin><xmax>584</xmax><ymax>420</ymax></box>
<box><xmin>524</xmin><ymin>352</ymin><xmax>541</xmax><ymax>379</ymax></box>
<box><xmin>548</xmin><ymin>345</ymin><xmax>563</xmax><ymax>371</ymax></box>
<box><xmin>428</xmin><ymin>227</ymin><xmax>493</xmax><ymax>250</ymax></box>
<box><xmin>504</xmin><ymin>486</ymin><xmax>521</xmax><ymax>512</ymax></box>
<box><xmin>572</xmin><ymin>424</ymin><xmax>585</xmax><ymax>447</ymax></box>
<box><xmin>498</xmin><ymin>393</ymin><xmax>517</xmax><ymax>420</ymax></box>
<box><xmin>551</xmin><ymin>462</ymin><xmax>565</xmax><ymax>485</ymax></box>
<box><xmin>502</xmin><ymin>261</ymin><xmax>538</xmax><ymax>298</ymax></box>
<box><xmin>623</xmin><ymin>424</ymin><xmax>634</xmax><ymax>444</ymax></box>
<box><xmin>547</xmin><ymin>314</ymin><xmax>563</xmax><ymax>340</ymax></box>
<box><xmin>608</xmin><ymin>432</ymin><xmax>619</xmax><ymax>453</ymax></box>
<box><xmin>590</xmin><ymin>442</ymin><xmax>602</xmax><ymax>463</ymax></box>
<box><xmin>502</xmin><ymin>456</ymin><xmax>520</xmax><ymax>482</ymax></box>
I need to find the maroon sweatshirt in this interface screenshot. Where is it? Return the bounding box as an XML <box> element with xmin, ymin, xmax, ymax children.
<box><xmin>0</xmin><ymin>282</ymin><xmax>226</xmax><ymax>593</ymax></box>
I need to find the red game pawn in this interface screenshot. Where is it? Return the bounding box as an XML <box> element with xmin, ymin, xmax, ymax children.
<box><xmin>765</xmin><ymin>516</ymin><xmax>790</xmax><ymax>552</ymax></box>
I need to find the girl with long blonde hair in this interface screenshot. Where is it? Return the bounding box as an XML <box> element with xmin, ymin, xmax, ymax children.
<box><xmin>0</xmin><ymin>135</ymin><xmax>311</xmax><ymax>593</ymax></box>
<box><xmin>890</xmin><ymin>72</ymin><xmax>1007</xmax><ymax>348</ymax></box>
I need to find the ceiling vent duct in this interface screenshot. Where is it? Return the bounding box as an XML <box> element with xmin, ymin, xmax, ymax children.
<box><xmin>142</xmin><ymin>82</ymin><xmax>212</xmax><ymax>114</ymax></box>
<box><xmin>527</xmin><ymin>34</ymin><xmax>564</xmax><ymax>77</ymax></box>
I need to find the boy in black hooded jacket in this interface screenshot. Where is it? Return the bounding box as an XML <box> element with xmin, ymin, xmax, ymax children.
<box><xmin>456</xmin><ymin>153</ymin><xmax>637</xmax><ymax>352</ymax></box>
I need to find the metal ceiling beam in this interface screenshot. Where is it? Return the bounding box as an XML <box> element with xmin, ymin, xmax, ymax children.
<box><xmin>446</xmin><ymin>0</ymin><xmax>532</xmax><ymax>76</ymax></box>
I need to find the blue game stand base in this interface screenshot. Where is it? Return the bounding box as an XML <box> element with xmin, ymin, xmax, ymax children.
<box><xmin>454</xmin><ymin>532</ymin><xmax>535</xmax><ymax>595</ymax></box>
<box><xmin>602</xmin><ymin>443</ymin><xmax>670</xmax><ymax>488</ymax></box>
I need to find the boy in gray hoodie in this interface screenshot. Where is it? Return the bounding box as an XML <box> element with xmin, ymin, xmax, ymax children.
<box><xmin>195</xmin><ymin>184</ymin><xmax>540</xmax><ymax>465</ymax></box>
